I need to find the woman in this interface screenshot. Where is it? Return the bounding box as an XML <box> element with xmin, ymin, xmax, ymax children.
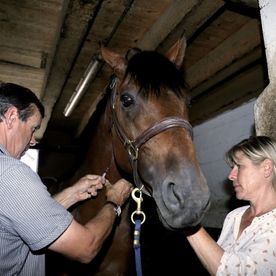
<box><xmin>186</xmin><ymin>136</ymin><xmax>276</xmax><ymax>275</ymax></box>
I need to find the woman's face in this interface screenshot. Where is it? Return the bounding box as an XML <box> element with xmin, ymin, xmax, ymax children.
<box><xmin>228</xmin><ymin>151</ymin><xmax>266</xmax><ymax>201</ymax></box>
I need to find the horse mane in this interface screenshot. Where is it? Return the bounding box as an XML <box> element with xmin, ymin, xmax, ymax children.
<box><xmin>125</xmin><ymin>49</ymin><xmax>190</xmax><ymax>105</ymax></box>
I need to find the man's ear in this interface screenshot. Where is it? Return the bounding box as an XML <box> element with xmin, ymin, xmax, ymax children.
<box><xmin>263</xmin><ymin>158</ymin><xmax>274</xmax><ymax>178</ymax></box>
<box><xmin>4</xmin><ymin>107</ymin><xmax>18</xmax><ymax>129</ymax></box>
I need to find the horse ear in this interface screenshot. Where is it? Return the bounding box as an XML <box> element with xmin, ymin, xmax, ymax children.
<box><xmin>165</xmin><ymin>37</ymin><xmax>186</xmax><ymax>69</ymax></box>
<box><xmin>100</xmin><ymin>46</ymin><xmax>127</xmax><ymax>77</ymax></box>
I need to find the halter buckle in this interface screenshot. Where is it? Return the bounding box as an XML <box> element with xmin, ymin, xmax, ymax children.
<box><xmin>126</xmin><ymin>140</ymin><xmax>138</xmax><ymax>160</ymax></box>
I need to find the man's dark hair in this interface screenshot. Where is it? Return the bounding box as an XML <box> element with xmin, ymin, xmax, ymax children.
<box><xmin>0</xmin><ymin>82</ymin><xmax>45</xmax><ymax>121</ymax></box>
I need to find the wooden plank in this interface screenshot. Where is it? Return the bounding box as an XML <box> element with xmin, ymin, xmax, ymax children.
<box><xmin>107</xmin><ymin>0</ymin><xmax>174</xmax><ymax>51</ymax></box>
<box><xmin>184</xmin><ymin>10</ymin><xmax>251</xmax><ymax>67</ymax></box>
<box><xmin>0</xmin><ymin>46</ymin><xmax>45</xmax><ymax>68</ymax></box>
<box><xmin>191</xmin><ymin>46</ymin><xmax>263</xmax><ymax>97</ymax></box>
<box><xmin>0</xmin><ymin>62</ymin><xmax>45</xmax><ymax>98</ymax></box>
<box><xmin>185</xmin><ymin>19</ymin><xmax>261</xmax><ymax>88</ymax></box>
<box><xmin>189</xmin><ymin>63</ymin><xmax>266</xmax><ymax>125</ymax></box>
<box><xmin>158</xmin><ymin>0</ymin><xmax>225</xmax><ymax>53</ymax></box>
<box><xmin>0</xmin><ymin>0</ymin><xmax>64</xmax><ymax>51</ymax></box>
<box><xmin>137</xmin><ymin>0</ymin><xmax>200</xmax><ymax>50</ymax></box>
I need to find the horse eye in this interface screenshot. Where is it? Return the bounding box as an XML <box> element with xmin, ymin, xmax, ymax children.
<box><xmin>120</xmin><ymin>94</ymin><xmax>134</xmax><ymax>107</ymax></box>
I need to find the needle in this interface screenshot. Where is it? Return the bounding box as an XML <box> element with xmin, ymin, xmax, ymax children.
<box><xmin>101</xmin><ymin>167</ymin><xmax>109</xmax><ymax>182</ymax></box>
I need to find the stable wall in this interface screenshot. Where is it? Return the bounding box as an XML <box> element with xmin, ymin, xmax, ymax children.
<box><xmin>194</xmin><ymin>99</ymin><xmax>256</xmax><ymax>228</ymax></box>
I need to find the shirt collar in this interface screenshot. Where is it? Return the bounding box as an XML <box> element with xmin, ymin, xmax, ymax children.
<box><xmin>0</xmin><ymin>144</ymin><xmax>10</xmax><ymax>155</ymax></box>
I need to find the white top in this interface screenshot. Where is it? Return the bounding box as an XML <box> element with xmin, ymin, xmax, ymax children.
<box><xmin>216</xmin><ymin>205</ymin><xmax>276</xmax><ymax>275</ymax></box>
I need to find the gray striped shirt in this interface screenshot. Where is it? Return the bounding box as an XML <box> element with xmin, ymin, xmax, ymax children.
<box><xmin>0</xmin><ymin>145</ymin><xmax>73</xmax><ymax>275</ymax></box>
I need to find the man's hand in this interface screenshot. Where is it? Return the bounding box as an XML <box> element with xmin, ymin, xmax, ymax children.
<box><xmin>73</xmin><ymin>174</ymin><xmax>104</xmax><ymax>200</ymax></box>
<box><xmin>54</xmin><ymin>174</ymin><xmax>105</xmax><ymax>209</ymax></box>
<box><xmin>105</xmin><ymin>179</ymin><xmax>133</xmax><ymax>206</ymax></box>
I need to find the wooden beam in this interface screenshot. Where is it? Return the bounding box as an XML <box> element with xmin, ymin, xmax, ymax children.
<box><xmin>190</xmin><ymin>63</ymin><xmax>266</xmax><ymax>125</ymax></box>
<box><xmin>0</xmin><ymin>62</ymin><xmax>45</xmax><ymax>98</ymax></box>
<box><xmin>0</xmin><ymin>46</ymin><xmax>45</xmax><ymax>68</ymax></box>
<box><xmin>137</xmin><ymin>0</ymin><xmax>200</xmax><ymax>50</ymax></box>
<box><xmin>190</xmin><ymin>46</ymin><xmax>263</xmax><ymax>97</ymax></box>
<box><xmin>158</xmin><ymin>0</ymin><xmax>225</xmax><ymax>53</ymax></box>
<box><xmin>185</xmin><ymin>19</ymin><xmax>261</xmax><ymax>88</ymax></box>
<box><xmin>1</xmin><ymin>0</ymin><xmax>64</xmax><ymax>51</ymax></box>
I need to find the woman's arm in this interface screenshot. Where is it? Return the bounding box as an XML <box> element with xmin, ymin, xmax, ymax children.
<box><xmin>186</xmin><ymin>227</ymin><xmax>224</xmax><ymax>275</ymax></box>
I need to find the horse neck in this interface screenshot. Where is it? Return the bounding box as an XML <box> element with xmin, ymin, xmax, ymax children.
<box><xmin>76</xmin><ymin>100</ymin><xmax>123</xmax><ymax>183</ymax></box>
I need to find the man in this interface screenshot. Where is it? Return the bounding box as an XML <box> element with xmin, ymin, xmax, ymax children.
<box><xmin>0</xmin><ymin>82</ymin><xmax>133</xmax><ymax>275</ymax></box>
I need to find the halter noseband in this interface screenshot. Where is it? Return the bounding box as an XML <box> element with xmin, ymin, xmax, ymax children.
<box><xmin>110</xmin><ymin>77</ymin><xmax>193</xmax><ymax>196</ymax></box>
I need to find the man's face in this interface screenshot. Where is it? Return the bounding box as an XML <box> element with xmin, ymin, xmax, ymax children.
<box><xmin>8</xmin><ymin>106</ymin><xmax>42</xmax><ymax>159</ymax></box>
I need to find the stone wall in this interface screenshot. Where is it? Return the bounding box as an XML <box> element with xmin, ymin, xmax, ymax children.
<box><xmin>255</xmin><ymin>0</ymin><xmax>276</xmax><ymax>138</ymax></box>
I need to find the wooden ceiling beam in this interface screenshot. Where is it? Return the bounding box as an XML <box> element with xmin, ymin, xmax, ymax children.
<box><xmin>0</xmin><ymin>46</ymin><xmax>45</xmax><ymax>68</ymax></box>
<box><xmin>158</xmin><ymin>0</ymin><xmax>225</xmax><ymax>53</ymax></box>
<box><xmin>190</xmin><ymin>46</ymin><xmax>263</xmax><ymax>98</ymax></box>
<box><xmin>190</xmin><ymin>63</ymin><xmax>265</xmax><ymax>125</ymax></box>
<box><xmin>137</xmin><ymin>0</ymin><xmax>200</xmax><ymax>50</ymax></box>
<box><xmin>0</xmin><ymin>62</ymin><xmax>45</xmax><ymax>98</ymax></box>
<box><xmin>185</xmin><ymin>18</ymin><xmax>261</xmax><ymax>88</ymax></box>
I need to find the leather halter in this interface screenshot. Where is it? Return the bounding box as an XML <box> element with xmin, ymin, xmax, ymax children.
<box><xmin>109</xmin><ymin>77</ymin><xmax>193</xmax><ymax>196</ymax></box>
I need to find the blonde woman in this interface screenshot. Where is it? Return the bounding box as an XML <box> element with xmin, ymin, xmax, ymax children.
<box><xmin>186</xmin><ymin>136</ymin><xmax>276</xmax><ymax>275</ymax></box>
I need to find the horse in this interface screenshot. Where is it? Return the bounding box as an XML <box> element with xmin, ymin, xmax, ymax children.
<box><xmin>46</xmin><ymin>37</ymin><xmax>210</xmax><ymax>276</ymax></box>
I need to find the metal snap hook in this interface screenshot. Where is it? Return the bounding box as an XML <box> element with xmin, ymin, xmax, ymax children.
<box><xmin>131</xmin><ymin>187</ymin><xmax>146</xmax><ymax>224</ymax></box>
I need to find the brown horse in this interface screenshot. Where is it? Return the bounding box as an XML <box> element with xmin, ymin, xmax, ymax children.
<box><xmin>47</xmin><ymin>38</ymin><xmax>210</xmax><ymax>275</ymax></box>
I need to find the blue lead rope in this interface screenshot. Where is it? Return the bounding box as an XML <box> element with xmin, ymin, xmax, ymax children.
<box><xmin>134</xmin><ymin>219</ymin><xmax>143</xmax><ymax>276</ymax></box>
<box><xmin>131</xmin><ymin>188</ymin><xmax>146</xmax><ymax>276</ymax></box>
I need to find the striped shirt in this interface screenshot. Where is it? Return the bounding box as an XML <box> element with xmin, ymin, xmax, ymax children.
<box><xmin>0</xmin><ymin>145</ymin><xmax>73</xmax><ymax>275</ymax></box>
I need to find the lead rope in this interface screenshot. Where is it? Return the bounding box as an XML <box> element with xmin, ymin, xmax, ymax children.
<box><xmin>131</xmin><ymin>187</ymin><xmax>146</xmax><ymax>276</ymax></box>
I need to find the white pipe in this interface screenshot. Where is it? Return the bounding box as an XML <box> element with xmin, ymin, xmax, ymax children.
<box><xmin>63</xmin><ymin>57</ymin><xmax>101</xmax><ymax>117</ymax></box>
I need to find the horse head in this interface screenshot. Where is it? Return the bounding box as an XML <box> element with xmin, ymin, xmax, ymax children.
<box><xmin>101</xmin><ymin>38</ymin><xmax>210</xmax><ymax>230</ymax></box>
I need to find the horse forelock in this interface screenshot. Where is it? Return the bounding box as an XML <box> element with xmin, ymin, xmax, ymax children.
<box><xmin>125</xmin><ymin>50</ymin><xmax>188</xmax><ymax>101</ymax></box>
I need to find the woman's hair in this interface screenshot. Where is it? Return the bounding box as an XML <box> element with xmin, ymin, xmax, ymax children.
<box><xmin>226</xmin><ymin>136</ymin><xmax>276</xmax><ymax>184</ymax></box>
<box><xmin>0</xmin><ymin>82</ymin><xmax>45</xmax><ymax>122</ymax></box>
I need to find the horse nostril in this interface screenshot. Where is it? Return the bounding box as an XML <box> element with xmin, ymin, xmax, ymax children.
<box><xmin>167</xmin><ymin>182</ymin><xmax>182</xmax><ymax>203</ymax></box>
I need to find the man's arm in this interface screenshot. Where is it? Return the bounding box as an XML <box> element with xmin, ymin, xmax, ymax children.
<box><xmin>49</xmin><ymin>178</ymin><xmax>132</xmax><ymax>263</ymax></box>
